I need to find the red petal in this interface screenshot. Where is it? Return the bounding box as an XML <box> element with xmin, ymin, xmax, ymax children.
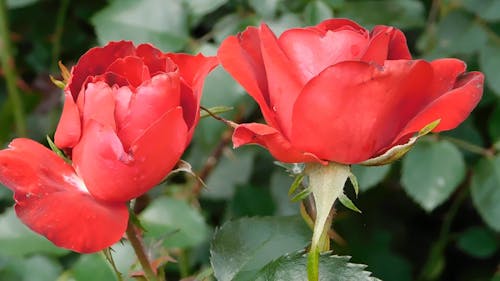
<box><xmin>259</xmin><ymin>23</ymin><xmax>305</xmax><ymax>138</ymax></box>
<box><xmin>0</xmin><ymin>139</ymin><xmax>128</xmax><ymax>253</ymax></box>
<box><xmin>68</xmin><ymin>41</ymin><xmax>136</xmax><ymax>98</ymax></box>
<box><xmin>118</xmin><ymin>72</ymin><xmax>181</xmax><ymax>149</ymax></box>
<box><xmin>291</xmin><ymin>60</ymin><xmax>434</xmax><ymax>164</ymax></box>
<box><xmin>73</xmin><ymin>107</ymin><xmax>188</xmax><ymax>202</ymax></box>
<box><xmin>314</xmin><ymin>18</ymin><xmax>366</xmax><ymax>33</ymax></box>
<box><xmin>54</xmin><ymin>91</ymin><xmax>81</xmax><ymax>148</ymax></box>
<box><xmin>136</xmin><ymin>43</ymin><xmax>170</xmax><ymax>75</ymax></box>
<box><xmin>106</xmin><ymin>56</ymin><xmax>151</xmax><ymax>88</ymax></box>
<box><xmin>279</xmin><ymin>25</ymin><xmax>369</xmax><ymax>81</ymax></box>
<box><xmin>166</xmin><ymin>53</ymin><xmax>218</xmax><ymax>137</ymax></box>
<box><xmin>371</xmin><ymin>26</ymin><xmax>411</xmax><ymax>60</ymax></box>
<box><xmin>232</xmin><ymin>123</ymin><xmax>325</xmax><ymax>164</ymax></box>
<box><xmin>392</xmin><ymin>71</ymin><xmax>484</xmax><ymax>144</ymax></box>
<box><xmin>81</xmin><ymin>81</ymin><xmax>117</xmax><ymax>133</ymax></box>
<box><xmin>217</xmin><ymin>27</ymin><xmax>280</xmax><ymax>129</ymax></box>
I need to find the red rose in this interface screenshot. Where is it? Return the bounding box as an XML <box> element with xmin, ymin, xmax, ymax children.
<box><xmin>218</xmin><ymin>19</ymin><xmax>484</xmax><ymax>164</ymax></box>
<box><xmin>0</xmin><ymin>41</ymin><xmax>218</xmax><ymax>253</ymax></box>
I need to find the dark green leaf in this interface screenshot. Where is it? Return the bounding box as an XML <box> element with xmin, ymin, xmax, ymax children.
<box><xmin>6</xmin><ymin>0</ymin><xmax>39</xmax><ymax>9</ymax></box>
<box><xmin>351</xmin><ymin>165</ymin><xmax>391</xmax><ymax>192</ymax></box>
<box><xmin>70</xmin><ymin>254</ymin><xmax>117</xmax><ymax>281</ymax></box>
<box><xmin>230</xmin><ymin>185</ymin><xmax>276</xmax><ymax>217</ymax></box>
<box><xmin>337</xmin><ymin>0</ymin><xmax>424</xmax><ymax>29</ymax></box>
<box><xmin>255</xmin><ymin>252</ymin><xmax>380</xmax><ymax>281</ymax></box>
<box><xmin>480</xmin><ymin>41</ymin><xmax>500</xmax><ymax>96</ymax></box>
<box><xmin>401</xmin><ymin>140</ymin><xmax>466</xmax><ymax>212</ymax></box>
<box><xmin>270</xmin><ymin>171</ymin><xmax>300</xmax><ymax>216</ymax></box>
<box><xmin>91</xmin><ymin>0</ymin><xmax>189</xmax><ymax>52</ymax></box>
<box><xmin>471</xmin><ymin>156</ymin><xmax>500</xmax><ymax>231</ymax></box>
<box><xmin>456</xmin><ymin>226</ymin><xmax>499</xmax><ymax>258</ymax></box>
<box><xmin>249</xmin><ymin>0</ymin><xmax>280</xmax><ymax>19</ymax></box>
<box><xmin>210</xmin><ymin>216</ymin><xmax>311</xmax><ymax>281</ymax></box>
<box><xmin>184</xmin><ymin>0</ymin><xmax>228</xmax><ymax>18</ymax></box>
<box><xmin>461</xmin><ymin>0</ymin><xmax>500</xmax><ymax>22</ymax></box>
<box><xmin>303</xmin><ymin>1</ymin><xmax>334</xmax><ymax>26</ymax></box>
<box><xmin>140</xmin><ymin>197</ymin><xmax>209</xmax><ymax>248</ymax></box>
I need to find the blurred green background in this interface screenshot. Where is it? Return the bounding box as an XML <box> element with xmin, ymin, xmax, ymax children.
<box><xmin>0</xmin><ymin>0</ymin><xmax>499</xmax><ymax>280</ymax></box>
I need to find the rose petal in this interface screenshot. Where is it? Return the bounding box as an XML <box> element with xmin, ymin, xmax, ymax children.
<box><xmin>259</xmin><ymin>23</ymin><xmax>305</xmax><ymax>138</ymax></box>
<box><xmin>55</xmin><ymin>91</ymin><xmax>81</xmax><ymax>148</ymax></box>
<box><xmin>0</xmin><ymin>138</ymin><xmax>128</xmax><ymax>253</ymax></box>
<box><xmin>291</xmin><ymin>60</ymin><xmax>434</xmax><ymax>164</ymax></box>
<box><xmin>136</xmin><ymin>43</ymin><xmax>170</xmax><ymax>75</ymax></box>
<box><xmin>233</xmin><ymin>123</ymin><xmax>325</xmax><ymax>164</ymax></box>
<box><xmin>106</xmin><ymin>56</ymin><xmax>151</xmax><ymax>88</ymax></box>
<box><xmin>118</xmin><ymin>73</ymin><xmax>181</xmax><ymax>149</ymax></box>
<box><xmin>166</xmin><ymin>53</ymin><xmax>218</xmax><ymax>137</ymax></box>
<box><xmin>371</xmin><ymin>25</ymin><xmax>411</xmax><ymax>60</ymax></box>
<box><xmin>392</xmin><ymin>71</ymin><xmax>484</xmax><ymax>146</ymax></box>
<box><xmin>81</xmin><ymin>81</ymin><xmax>117</xmax><ymax>133</ymax></box>
<box><xmin>73</xmin><ymin>107</ymin><xmax>188</xmax><ymax>202</ymax></box>
<box><xmin>68</xmin><ymin>41</ymin><xmax>136</xmax><ymax>98</ymax></box>
<box><xmin>314</xmin><ymin>18</ymin><xmax>366</xmax><ymax>33</ymax></box>
<box><xmin>217</xmin><ymin>27</ymin><xmax>280</xmax><ymax>129</ymax></box>
<box><xmin>279</xmin><ymin>26</ymin><xmax>369</xmax><ymax>80</ymax></box>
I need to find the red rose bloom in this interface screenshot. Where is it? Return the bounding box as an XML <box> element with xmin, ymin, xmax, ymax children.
<box><xmin>218</xmin><ymin>19</ymin><xmax>484</xmax><ymax>164</ymax></box>
<box><xmin>0</xmin><ymin>41</ymin><xmax>218</xmax><ymax>253</ymax></box>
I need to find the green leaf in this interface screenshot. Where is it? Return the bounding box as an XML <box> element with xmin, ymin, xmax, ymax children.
<box><xmin>338</xmin><ymin>193</ymin><xmax>362</xmax><ymax>213</ymax></box>
<box><xmin>425</xmin><ymin>11</ymin><xmax>488</xmax><ymax>58</ymax></box>
<box><xmin>140</xmin><ymin>196</ymin><xmax>209</xmax><ymax>248</ymax></box>
<box><xmin>461</xmin><ymin>0</ymin><xmax>500</xmax><ymax>22</ymax></box>
<box><xmin>336</xmin><ymin>0</ymin><xmax>424</xmax><ymax>29</ymax></box>
<box><xmin>70</xmin><ymin>254</ymin><xmax>117</xmax><ymax>281</ymax></box>
<box><xmin>6</xmin><ymin>0</ymin><xmax>39</xmax><ymax>9</ymax></box>
<box><xmin>183</xmin><ymin>0</ymin><xmax>228</xmax><ymax>18</ymax></box>
<box><xmin>255</xmin><ymin>252</ymin><xmax>380</xmax><ymax>281</ymax></box>
<box><xmin>0</xmin><ymin>207</ymin><xmax>68</xmax><ymax>257</ymax></box>
<box><xmin>471</xmin><ymin>156</ymin><xmax>500</xmax><ymax>231</ymax></box>
<box><xmin>201</xmin><ymin>148</ymin><xmax>255</xmax><ymax>199</ymax></box>
<box><xmin>303</xmin><ymin>1</ymin><xmax>334</xmax><ymax>26</ymax></box>
<box><xmin>0</xmin><ymin>255</ymin><xmax>62</xmax><ymax>281</ymax></box>
<box><xmin>230</xmin><ymin>185</ymin><xmax>276</xmax><ymax>217</ymax></box>
<box><xmin>480</xmin><ymin>41</ymin><xmax>500</xmax><ymax>96</ymax></box>
<box><xmin>456</xmin><ymin>226</ymin><xmax>499</xmax><ymax>258</ymax></box>
<box><xmin>270</xmin><ymin>171</ymin><xmax>300</xmax><ymax>216</ymax></box>
<box><xmin>249</xmin><ymin>0</ymin><xmax>280</xmax><ymax>19</ymax></box>
<box><xmin>401</xmin><ymin>140</ymin><xmax>466</xmax><ymax>212</ymax></box>
<box><xmin>210</xmin><ymin>216</ymin><xmax>311</xmax><ymax>281</ymax></box>
<box><xmin>488</xmin><ymin>103</ymin><xmax>500</xmax><ymax>141</ymax></box>
<box><xmin>351</xmin><ymin>165</ymin><xmax>391</xmax><ymax>192</ymax></box>
<box><xmin>91</xmin><ymin>0</ymin><xmax>189</xmax><ymax>52</ymax></box>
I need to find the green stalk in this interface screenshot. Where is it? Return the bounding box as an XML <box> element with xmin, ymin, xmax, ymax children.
<box><xmin>126</xmin><ymin>221</ymin><xmax>159</xmax><ymax>281</ymax></box>
<box><xmin>305</xmin><ymin>162</ymin><xmax>350</xmax><ymax>281</ymax></box>
<box><xmin>0</xmin><ymin>0</ymin><xmax>26</xmax><ymax>137</ymax></box>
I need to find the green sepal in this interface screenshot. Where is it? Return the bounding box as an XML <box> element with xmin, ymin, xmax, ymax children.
<box><xmin>46</xmin><ymin>135</ymin><xmax>71</xmax><ymax>164</ymax></box>
<box><xmin>291</xmin><ymin>187</ymin><xmax>312</xmax><ymax>202</ymax></box>
<box><xmin>288</xmin><ymin>174</ymin><xmax>305</xmax><ymax>196</ymax></box>
<box><xmin>49</xmin><ymin>75</ymin><xmax>66</xmax><ymax>89</ymax></box>
<box><xmin>361</xmin><ymin>119</ymin><xmax>441</xmax><ymax>166</ymax></box>
<box><xmin>101</xmin><ymin>248</ymin><xmax>124</xmax><ymax>281</ymax></box>
<box><xmin>200</xmin><ymin>106</ymin><xmax>234</xmax><ymax>118</ymax></box>
<box><xmin>338</xmin><ymin>193</ymin><xmax>362</xmax><ymax>213</ymax></box>
<box><xmin>348</xmin><ymin>172</ymin><xmax>360</xmax><ymax>197</ymax></box>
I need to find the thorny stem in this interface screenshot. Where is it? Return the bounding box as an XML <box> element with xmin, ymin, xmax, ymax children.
<box><xmin>126</xmin><ymin>221</ymin><xmax>159</xmax><ymax>281</ymax></box>
<box><xmin>0</xmin><ymin>0</ymin><xmax>26</xmax><ymax>137</ymax></box>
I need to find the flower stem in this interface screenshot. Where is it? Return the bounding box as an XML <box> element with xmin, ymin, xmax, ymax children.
<box><xmin>305</xmin><ymin>162</ymin><xmax>350</xmax><ymax>281</ymax></box>
<box><xmin>0</xmin><ymin>0</ymin><xmax>26</xmax><ymax>137</ymax></box>
<box><xmin>126</xmin><ymin>221</ymin><xmax>159</xmax><ymax>281</ymax></box>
